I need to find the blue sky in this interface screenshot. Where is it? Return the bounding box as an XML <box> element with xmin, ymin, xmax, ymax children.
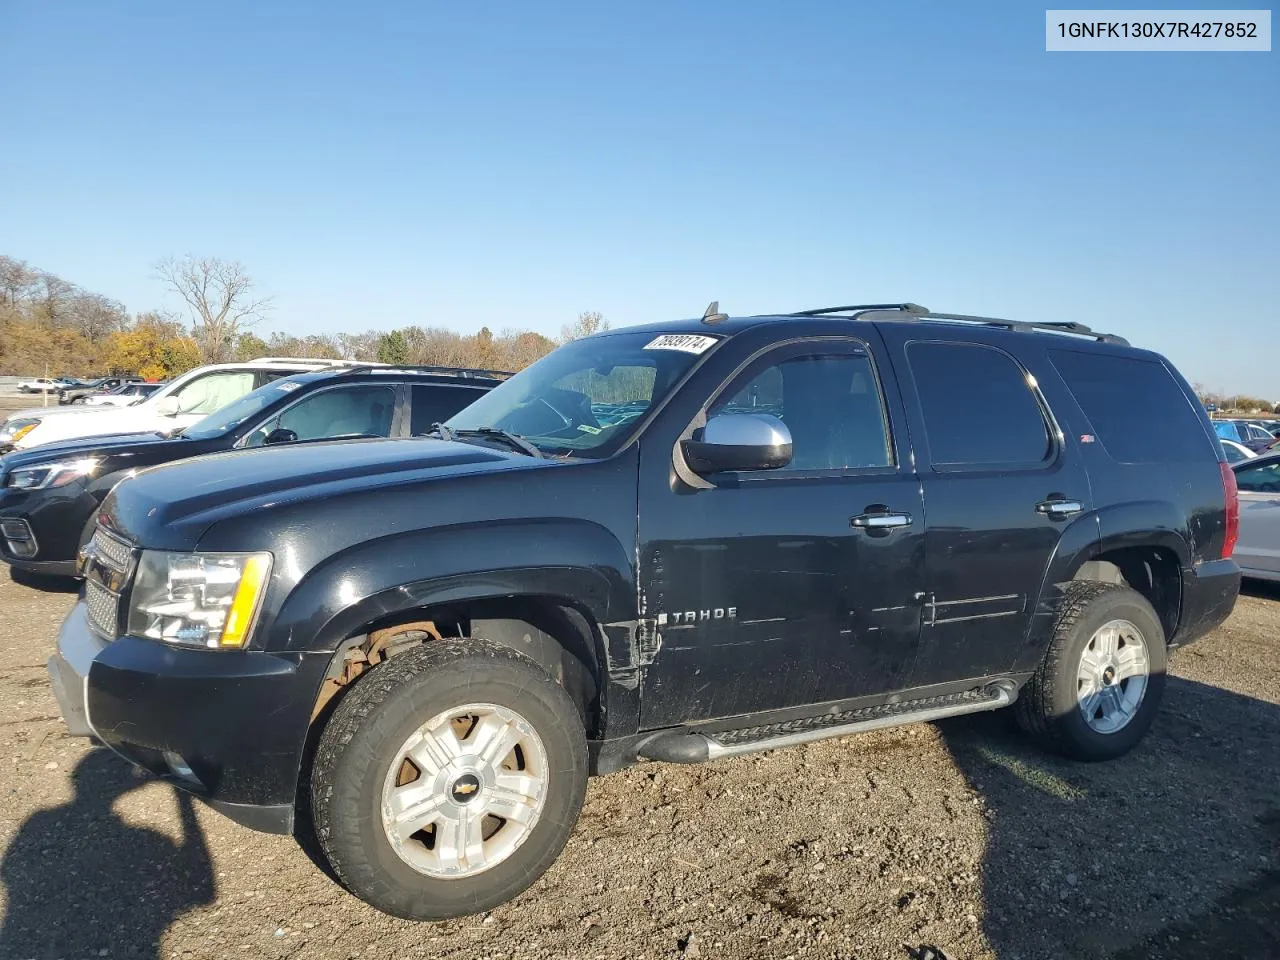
<box><xmin>2</xmin><ymin>2</ymin><xmax>1276</xmax><ymax>393</ymax></box>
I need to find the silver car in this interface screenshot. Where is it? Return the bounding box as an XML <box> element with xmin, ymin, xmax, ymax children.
<box><xmin>1232</xmin><ymin>453</ymin><xmax>1280</xmax><ymax>581</ymax></box>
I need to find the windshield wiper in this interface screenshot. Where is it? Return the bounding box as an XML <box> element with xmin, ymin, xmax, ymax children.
<box><xmin>433</xmin><ymin>425</ymin><xmax>544</xmax><ymax>459</ymax></box>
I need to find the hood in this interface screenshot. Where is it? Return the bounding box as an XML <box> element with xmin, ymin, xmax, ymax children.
<box><xmin>11</xmin><ymin>402</ymin><xmax>171</xmax><ymax>449</ymax></box>
<box><xmin>2</xmin><ymin>403</ymin><xmax>98</xmax><ymax>424</ymax></box>
<box><xmin>0</xmin><ymin>431</ymin><xmax>178</xmax><ymax>470</ymax></box>
<box><xmin>103</xmin><ymin>437</ymin><xmax>554</xmax><ymax>546</ymax></box>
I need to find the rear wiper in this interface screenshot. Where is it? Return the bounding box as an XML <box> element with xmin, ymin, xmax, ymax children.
<box><xmin>433</xmin><ymin>424</ymin><xmax>544</xmax><ymax>459</ymax></box>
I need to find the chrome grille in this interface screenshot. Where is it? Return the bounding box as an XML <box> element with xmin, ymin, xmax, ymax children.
<box><xmin>90</xmin><ymin>527</ymin><xmax>134</xmax><ymax>572</ymax></box>
<box><xmin>81</xmin><ymin>526</ymin><xmax>137</xmax><ymax>640</ymax></box>
<box><xmin>85</xmin><ymin>579</ymin><xmax>121</xmax><ymax>638</ymax></box>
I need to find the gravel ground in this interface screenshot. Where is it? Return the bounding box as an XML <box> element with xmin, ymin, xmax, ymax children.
<box><xmin>0</xmin><ymin>566</ymin><xmax>1277</xmax><ymax>959</ymax></box>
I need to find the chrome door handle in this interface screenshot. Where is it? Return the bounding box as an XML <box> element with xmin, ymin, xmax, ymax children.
<box><xmin>851</xmin><ymin>512</ymin><xmax>913</xmax><ymax>529</ymax></box>
<box><xmin>1036</xmin><ymin>499</ymin><xmax>1083</xmax><ymax>518</ymax></box>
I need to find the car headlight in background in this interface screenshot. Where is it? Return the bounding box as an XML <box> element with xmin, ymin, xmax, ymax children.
<box><xmin>4</xmin><ymin>457</ymin><xmax>100</xmax><ymax>490</ymax></box>
<box><xmin>127</xmin><ymin>551</ymin><xmax>273</xmax><ymax>649</ymax></box>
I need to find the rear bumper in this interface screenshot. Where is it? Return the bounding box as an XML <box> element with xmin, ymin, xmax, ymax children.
<box><xmin>47</xmin><ymin>601</ymin><xmax>328</xmax><ymax>835</ymax></box>
<box><xmin>1173</xmin><ymin>558</ymin><xmax>1241</xmax><ymax>648</ymax></box>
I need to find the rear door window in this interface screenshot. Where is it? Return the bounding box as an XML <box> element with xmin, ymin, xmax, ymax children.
<box><xmin>1050</xmin><ymin>350</ymin><xmax>1215</xmax><ymax>463</ymax></box>
<box><xmin>410</xmin><ymin>385</ymin><xmax>487</xmax><ymax>436</ymax></box>
<box><xmin>907</xmin><ymin>342</ymin><xmax>1052</xmax><ymax>468</ymax></box>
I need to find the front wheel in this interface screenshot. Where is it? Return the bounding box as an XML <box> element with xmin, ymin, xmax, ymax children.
<box><xmin>310</xmin><ymin>639</ymin><xmax>588</xmax><ymax>920</ymax></box>
<box><xmin>1016</xmin><ymin>581</ymin><xmax>1166</xmax><ymax>761</ymax></box>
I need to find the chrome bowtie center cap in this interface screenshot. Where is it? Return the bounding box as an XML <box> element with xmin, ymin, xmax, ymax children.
<box><xmin>450</xmin><ymin>773</ymin><xmax>482</xmax><ymax>803</ymax></box>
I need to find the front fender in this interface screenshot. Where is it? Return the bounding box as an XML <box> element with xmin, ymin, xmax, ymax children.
<box><xmin>265</xmin><ymin>518</ymin><xmax>637</xmax><ymax>656</ymax></box>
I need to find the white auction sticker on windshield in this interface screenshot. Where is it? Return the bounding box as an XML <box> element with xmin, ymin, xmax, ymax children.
<box><xmin>644</xmin><ymin>334</ymin><xmax>719</xmax><ymax>354</ymax></box>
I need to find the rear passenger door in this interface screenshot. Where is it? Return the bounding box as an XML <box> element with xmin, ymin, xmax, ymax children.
<box><xmin>878</xmin><ymin>328</ymin><xmax>1093</xmax><ymax>685</ymax></box>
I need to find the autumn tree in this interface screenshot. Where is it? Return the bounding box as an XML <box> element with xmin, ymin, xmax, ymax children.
<box><xmin>234</xmin><ymin>332</ymin><xmax>270</xmax><ymax>361</ymax></box>
<box><xmin>155</xmin><ymin>256</ymin><xmax>272</xmax><ymax>364</ymax></box>
<box><xmin>100</xmin><ymin>313</ymin><xmax>201</xmax><ymax>380</ymax></box>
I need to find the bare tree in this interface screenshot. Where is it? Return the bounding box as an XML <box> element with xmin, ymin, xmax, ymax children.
<box><xmin>155</xmin><ymin>256</ymin><xmax>272</xmax><ymax>363</ymax></box>
<box><xmin>560</xmin><ymin>310</ymin><xmax>609</xmax><ymax>343</ymax></box>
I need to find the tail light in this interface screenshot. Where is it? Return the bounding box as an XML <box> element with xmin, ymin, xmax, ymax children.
<box><xmin>1220</xmin><ymin>461</ymin><xmax>1239</xmax><ymax>559</ymax></box>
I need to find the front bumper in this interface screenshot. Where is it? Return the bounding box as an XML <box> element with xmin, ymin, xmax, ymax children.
<box><xmin>0</xmin><ymin>483</ymin><xmax>98</xmax><ymax>573</ymax></box>
<box><xmin>1173</xmin><ymin>557</ymin><xmax>1241</xmax><ymax>648</ymax></box>
<box><xmin>47</xmin><ymin>601</ymin><xmax>330</xmax><ymax>835</ymax></box>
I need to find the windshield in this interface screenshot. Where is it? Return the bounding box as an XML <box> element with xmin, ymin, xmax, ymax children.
<box><xmin>444</xmin><ymin>330</ymin><xmax>718</xmax><ymax>457</ymax></box>
<box><xmin>180</xmin><ymin>378</ymin><xmax>304</xmax><ymax>440</ymax></box>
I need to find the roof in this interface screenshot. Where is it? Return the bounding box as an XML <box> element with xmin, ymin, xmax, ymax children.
<box><xmin>276</xmin><ymin>365</ymin><xmax>511</xmax><ymax>389</ymax></box>
<box><xmin>589</xmin><ymin>302</ymin><xmax>1133</xmax><ymax>348</ymax></box>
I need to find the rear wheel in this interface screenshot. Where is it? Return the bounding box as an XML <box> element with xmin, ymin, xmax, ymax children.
<box><xmin>1016</xmin><ymin>581</ymin><xmax>1166</xmax><ymax>761</ymax></box>
<box><xmin>310</xmin><ymin>639</ymin><xmax>588</xmax><ymax>920</ymax></box>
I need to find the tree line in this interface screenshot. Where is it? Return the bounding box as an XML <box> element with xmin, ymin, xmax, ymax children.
<box><xmin>1</xmin><ymin>254</ymin><xmax>606</xmax><ymax>380</ymax></box>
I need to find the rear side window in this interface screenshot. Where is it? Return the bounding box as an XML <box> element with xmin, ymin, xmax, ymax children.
<box><xmin>410</xmin><ymin>385</ymin><xmax>486</xmax><ymax>436</ymax></box>
<box><xmin>1050</xmin><ymin>350</ymin><xmax>1214</xmax><ymax>463</ymax></box>
<box><xmin>907</xmin><ymin>342</ymin><xmax>1052</xmax><ymax>467</ymax></box>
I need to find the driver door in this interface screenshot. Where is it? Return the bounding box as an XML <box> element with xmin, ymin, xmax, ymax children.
<box><xmin>637</xmin><ymin>337</ymin><xmax>926</xmax><ymax>727</ymax></box>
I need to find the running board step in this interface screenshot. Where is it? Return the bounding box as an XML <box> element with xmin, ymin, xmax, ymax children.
<box><xmin>636</xmin><ymin>682</ymin><xmax>1017</xmax><ymax>764</ymax></box>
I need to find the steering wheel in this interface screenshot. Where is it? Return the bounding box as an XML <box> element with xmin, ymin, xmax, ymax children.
<box><xmin>538</xmin><ymin>390</ymin><xmax>600</xmax><ymax>431</ymax></box>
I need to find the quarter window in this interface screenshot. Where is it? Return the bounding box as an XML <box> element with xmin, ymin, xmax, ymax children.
<box><xmin>1050</xmin><ymin>350</ymin><xmax>1216</xmax><ymax>463</ymax></box>
<box><xmin>709</xmin><ymin>349</ymin><xmax>894</xmax><ymax>471</ymax></box>
<box><xmin>908</xmin><ymin>342</ymin><xmax>1051</xmax><ymax>467</ymax></box>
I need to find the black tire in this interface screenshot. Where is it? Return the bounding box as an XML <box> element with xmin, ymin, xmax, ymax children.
<box><xmin>1015</xmin><ymin>581</ymin><xmax>1167</xmax><ymax>761</ymax></box>
<box><xmin>310</xmin><ymin>639</ymin><xmax>588</xmax><ymax>920</ymax></box>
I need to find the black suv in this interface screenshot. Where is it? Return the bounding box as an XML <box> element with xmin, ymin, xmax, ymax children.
<box><xmin>46</xmin><ymin>304</ymin><xmax>1240</xmax><ymax>921</ymax></box>
<box><xmin>0</xmin><ymin>366</ymin><xmax>505</xmax><ymax>576</ymax></box>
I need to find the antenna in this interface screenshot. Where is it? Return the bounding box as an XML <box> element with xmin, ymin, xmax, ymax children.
<box><xmin>702</xmin><ymin>301</ymin><xmax>729</xmax><ymax>324</ymax></box>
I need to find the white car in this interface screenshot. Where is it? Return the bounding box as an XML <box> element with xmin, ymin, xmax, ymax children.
<box><xmin>82</xmin><ymin>382</ymin><xmax>165</xmax><ymax>406</ymax></box>
<box><xmin>0</xmin><ymin>358</ymin><xmax>365</xmax><ymax>451</ymax></box>
<box><xmin>1220</xmin><ymin>438</ymin><xmax>1256</xmax><ymax>464</ymax></box>
<box><xmin>16</xmin><ymin>378</ymin><xmax>60</xmax><ymax>393</ymax></box>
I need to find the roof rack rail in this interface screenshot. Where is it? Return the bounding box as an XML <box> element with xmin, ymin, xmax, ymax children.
<box><xmin>343</xmin><ymin>364</ymin><xmax>515</xmax><ymax>380</ymax></box>
<box><xmin>790</xmin><ymin>303</ymin><xmax>928</xmax><ymax>317</ymax></box>
<box><xmin>786</xmin><ymin>303</ymin><xmax>1128</xmax><ymax>345</ymax></box>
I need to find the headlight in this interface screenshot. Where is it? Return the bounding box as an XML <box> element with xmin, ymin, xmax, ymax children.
<box><xmin>5</xmin><ymin>457</ymin><xmax>99</xmax><ymax>490</ymax></box>
<box><xmin>127</xmin><ymin>551</ymin><xmax>273</xmax><ymax>649</ymax></box>
<box><xmin>0</xmin><ymin>419</ymin><xmax>39</xmax><ymax>445</ymax></box>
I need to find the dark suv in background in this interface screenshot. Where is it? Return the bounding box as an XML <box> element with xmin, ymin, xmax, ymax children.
<box><xmin>0</xmin><ymin>365</ymin><xmax>505</xmax><ymax>576</ymax></box>
<box><xmin>58</xmin><ymin>376</ymin><xmax>146</xmax><ymax>404</ymax></box>
<box><xmin>46</xmin><ymin>303</ymin><xmax>1239</xmax><ymax>921</ymax></box>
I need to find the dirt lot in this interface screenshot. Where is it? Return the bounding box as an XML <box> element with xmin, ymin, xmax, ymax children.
<box><xmin>0</xmin><ymin>470</ymin><xmax>1276</xmax><ymax>958</ymax></box>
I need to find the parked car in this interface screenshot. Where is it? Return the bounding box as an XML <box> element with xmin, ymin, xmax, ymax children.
<box><xmin>1213</xmin><ymin>419</ymin><xmax>1278</xmax><ymax>453</ymax></box>
<box><xmin>1220</xmin><ymin>438</ymin><xmax>1255</xmax><ymax>464</ymax></box>
<box><xmin>0</xmin><ymin>357</ymin><xmax>362</xmax><ymax>452</ymax></box>
<box><xmin>0</xmin><ymin>366</ymin><xmax>504</xmax><ymax>577</ymax></box>
<box><xmin>46</xmin><ymin>303</ymin><xmax>1239</xmax><ymax>921</ymax></box>
<box><xmin>58</xmin><ymin>376</ymin><xmax>145</xmax><ymax>405</ymax></box>
<box><xmin>1230</xmin><ymin>452</ymin><xmax>1280</xmax><ymax>582</ymax></box>
<box><xmin>15</xmin><ymin>377</ymin><xmax>60</xmax><ymax>394</ymax></box>
<box><xmin>82</xmin><ymin>382</ymin><xmax>165</xmax><ymax>406</ymax></box>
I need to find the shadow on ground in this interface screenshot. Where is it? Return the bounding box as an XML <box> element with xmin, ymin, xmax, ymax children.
<box><xmin>938</xmin><ymin>677</ymin><xmax>1280</xmax><ymax>960</ymax></box>
<box><xmin>7</xmin><ymin>567</ymin><xmax>80</xmax><ymax>595</ymax></box>
<box><xmin>0</xmin><ymin>749</ymin><xmax>215</xmax><ymax>960</ymax></box>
